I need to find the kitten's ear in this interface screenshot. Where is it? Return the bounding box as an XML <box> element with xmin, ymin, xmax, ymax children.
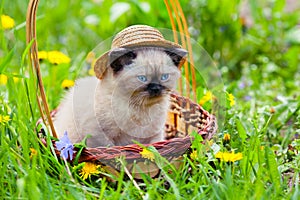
<box><xmin>109</xmin><ymin>48</ymin><xmax>137</xmax><ymax>73</ymax></box>
<box><xmin>165</xmin><ymin>48</ymin><xmax>188</xmax><ymax>67</ymax></box>
<box><xmin>94</xmin><ymin>48</ymin><xmax>136</xmax><ymax>79</ymax></box>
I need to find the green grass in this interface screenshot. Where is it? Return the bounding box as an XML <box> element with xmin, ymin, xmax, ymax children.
<box><xmin>1</xmin><ymin>0</ymin><xmax>300</xmax><ymax>199</ymax></box>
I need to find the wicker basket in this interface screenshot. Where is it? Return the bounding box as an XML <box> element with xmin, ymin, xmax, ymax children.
<box><xmin>63</xmin><ymin>93</ymin><xmax>216</xmax><ymax>178</ymax></box>
<box><xmin>27</xmin><ymin>0</ymin><xmax>217</xmax><ymax>179</ymax></box>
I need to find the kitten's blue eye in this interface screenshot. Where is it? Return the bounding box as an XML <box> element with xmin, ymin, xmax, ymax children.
<box><xmin>137</xmin><ymin>75</ymin><xmax>147</xmax><ymax>82</ymax></box>
<box><xmin>161</xmin><ymin>73</ymin><xmax>169</xmax><ymax>81</ymax></box>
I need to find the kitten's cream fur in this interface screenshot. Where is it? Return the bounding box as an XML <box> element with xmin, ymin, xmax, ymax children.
<box><xmin>53</xmin><ymin>47</ymin><xmax>186</xmax><ymax>147</ymax></box>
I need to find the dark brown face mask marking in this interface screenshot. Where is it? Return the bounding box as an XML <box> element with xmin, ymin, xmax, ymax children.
<box><xmin>109</xmin><ymin>48</ymin><xmax>137</xmax><ymax>74</ymax></box>
<box><xmin>164</xmin><ymin>48</ymin><xmax>188</xmax><ymax>67</ymax></box>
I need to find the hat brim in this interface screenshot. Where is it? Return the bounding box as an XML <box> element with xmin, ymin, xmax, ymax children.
<box><xmin>94</xmin><ymin>40</ymin><xmax>183</xmax><ymax>79</ymax></box>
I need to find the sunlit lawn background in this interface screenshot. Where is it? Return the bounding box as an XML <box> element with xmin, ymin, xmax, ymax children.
<box><xmin>1</xmin><ymin>0</ymin><xmax>300</xmax><ymax>199</ymax></box>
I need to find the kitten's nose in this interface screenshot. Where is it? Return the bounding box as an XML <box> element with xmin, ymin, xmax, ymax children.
<box><xmin>147</xmin><ymin>83</ymin><xmax>164</xmax><ymax>97</ymax></box>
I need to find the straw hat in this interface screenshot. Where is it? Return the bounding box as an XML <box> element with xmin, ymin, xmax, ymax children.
<box><xmin>94</xmin><ymin>25</ymin><xmax>184</xmax><ymax>79</ymax></box>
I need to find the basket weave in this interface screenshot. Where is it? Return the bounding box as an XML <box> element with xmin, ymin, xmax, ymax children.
<box><xmin>27</xmin><ymin>0</ymin><xmax>217</xmax><ymax>179</ymax></box>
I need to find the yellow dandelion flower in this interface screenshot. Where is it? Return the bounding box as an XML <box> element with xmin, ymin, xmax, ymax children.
<box><xmin>38</xmin><ymin>51</ymin><xmax>71</xmax><ymax>64</ymax></box>
<box><xmin>30</xmin><ymin>148</ymin><xmax>38</xmax><ymax>159</ymax></box>
<box><xmin>227</xmin><ymin>93</ymin><xmax>235</xmax><ymax>107</ymax></box>
<box><xmin>13</xmin><ymin>77</ymin><xmax>20</xmax><ymax>83</ymax></box>
<box><xmin>140</xmin><ymin>148</ymin><xmax>155</xmax><ymax>162</ymax></box>
<box><xmin>47</xmin><ymin>51</ymin><xmax>71</xmax><ymax>65</ymax></box>
<box><xmin>223</xmin><ymin>133</ymin><xmax>231</xmax><ymax>141</ymax></box>
<box><xmin>86</xmin><ymin>51</ymin><xmax>96</xmax><ymax>64</ymax></box>
<box><xmin>190</xmin><ymin>150</ymin><xmax>198</xmax><ymax>160</ymax></box>
<box><xmin>260</xmin><ymin>146</ymin><xmax>265</xmax><ymax>151</ymax></box>
<box><xmin>199</xmin><ymin>91</ymin><xmax>213</xmax><ymax>106</ymax></box>
<box><xmin>86</xmin><ymin>52</ymin><xmax>96</xmax><ymax>75</ymax></box>
<box><xmin>0</xmin><ymin>115</ymin><xmax>11</xmax><ymax>124</ymax></box>
<box><xmin>0</xmin><ymin>74</ymin><xmax>8</xmax><ymax>85</ymax></box>
<box><xmin>88</xmin><ymin>68</ymin><xmax>95</xmax><ymax>76</ymax></box>
<box><xmin>12</xmin><ymin>73</ymin><xmax>21</xmax><ymax>83</ymax></box>
<box><xmin>37</xmin><ymin>51</ymin><xmax>48</xmax><ymax>60</ymax></box>
<box><xmin>1</xmin><ymin>15</ymin><xmax>15</xmax><ymax>29</ymax></box>
<box><xmin>79</xmin><ymin>162</ymin><xmax>101</xmax><ymax>180</ymax></box>
<box><xmin>61</xmin><ymin>79</ymin><xmax>74</xmax><ymax>89</ymax></box>
<box><xmin>215</xmin><ymin>151</ymin><xmax>243</xmax><ymax>162</ymax></box>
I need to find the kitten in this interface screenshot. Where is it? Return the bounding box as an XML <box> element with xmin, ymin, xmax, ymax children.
<box><xmin>53</xmin><ymin>47</ymin><xmax>187</xmax><ymax>147</ymax></box>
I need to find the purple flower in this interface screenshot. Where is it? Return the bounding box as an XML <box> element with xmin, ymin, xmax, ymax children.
<box><xmin>238</xmin><ymin>82</ymin><xmax>246</xmax><ymax>89</ymax></box>
<box><xmin>244</xmin><ymin>95</ymin><xmax>252</xmax><ymax>101</ymax></box>
<box><xmin>55</xmin><ymin>131</ymin><xmax>74</xmax><ymax>160</ymax></box>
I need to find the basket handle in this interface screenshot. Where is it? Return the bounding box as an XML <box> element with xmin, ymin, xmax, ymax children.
<box><xmin>164</xmin><ymin>0</ymin><xmax>197</xmax><ymax>102</ymax></box>
<box><xmin>26</xmin><ymin>0</ymin><xmax>58</xmax><ymax>138</ymax></box>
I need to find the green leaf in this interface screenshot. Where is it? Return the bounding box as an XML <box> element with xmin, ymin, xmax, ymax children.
<box><xmin>236</xmin><ymin>118</ymin><xmax>247</xmax><ymax>142</ymax></box>
<box><xmin>73</xmin><ymin>134</ymin><xmax>91</xmax><ymax>165</ymax></box>
<box><xmin>0</xmin><ymin>47</ymin><xmax>15</xmax><ymax>73</ymax></box>
<box><xmin>265</xmin><ymin>147</ymin><xmax>281</xmax><ymax>192</ymax></box>
<box><xmin>273</xmin><ymin>0</ymin><xmax>285</xmax><ymax>13</ymax></box>
<box><xmin>21</xmin><ymin>40</ymin><xmax>34</xmax><ymax>69</ymax></box>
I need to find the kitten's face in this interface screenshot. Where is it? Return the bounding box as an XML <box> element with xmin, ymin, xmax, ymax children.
<box><xmin>108</xmin><ymin>47</ymin><xmax>187</xmax><ymax>107</ymax></box>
